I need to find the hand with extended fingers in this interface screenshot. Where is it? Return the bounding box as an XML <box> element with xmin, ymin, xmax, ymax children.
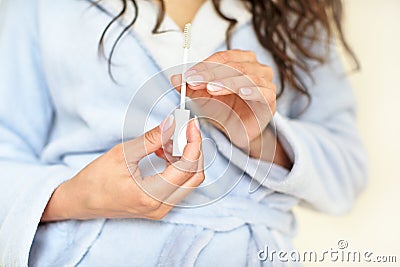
<box><xmin>171</xmin><ymin>49</ymin><xmax>277</xmax><ymax>151</ymax></box>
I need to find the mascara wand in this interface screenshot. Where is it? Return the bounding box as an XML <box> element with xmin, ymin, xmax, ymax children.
<box><xmin>180</xmin><ymin>23</ymin><xmax>191</xmax><ymax>110</ymax></box>
<box><xmin>173</xmin><ymin>23</ymin><xmax>192</xmax><ymax>156</ymax></box>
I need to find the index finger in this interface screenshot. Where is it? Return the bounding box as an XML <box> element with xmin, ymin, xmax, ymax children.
<box><xmin>187</xmin><ymin>50</ymin><xmax>257</xmax><ymax>74</ymax></box>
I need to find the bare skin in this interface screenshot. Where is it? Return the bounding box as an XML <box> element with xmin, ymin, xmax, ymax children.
<box><xmin>164</xmin><ymin>0</ymin><xmax>206</xmax><ymax>30</ymax></box>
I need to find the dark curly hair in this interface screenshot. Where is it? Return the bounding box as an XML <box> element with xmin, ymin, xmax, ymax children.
<box><xmin>96</xmin><ymin>0</ymin><xmax>359</xmax><ymax>102</ymax></box>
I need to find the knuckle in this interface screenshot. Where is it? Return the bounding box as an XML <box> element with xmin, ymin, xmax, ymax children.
<box><xmin>177</xmin><ymin>159</ymin><xmax>197</xmax><ymax>175</ymax></box>
<box><xmin>262</xmin><ymin>65</ymin><xmax>274</xmax><ymax>78</ymax></box>
<box><xmin>248</xmin><ymin>75</ymin><xmax>263</xmax><ymax>86</ymax></box>
<box><xmin>138</xmin><ymin>195</ymin><xmax>161</xmax><ymax>211</ymax></box>
<box><xmin>268</xmin><ymin>90</ymin><xmax>277</xmax><ymax>102</ymax></box>
<box><xmin>144</xmin><ymin>130</ymin><xmax>159</xmax><ymax>147</ymax></box>
<box><xmin>230</xmin><ymin>62</ymin><xmax>246</xmax><ymax>74</ymax></box>
<box><xmin>198</xmin><ymin>173</ymin><xmax>205</xmax><ymax>184</ymax></box>
<box><xmin>246</xmin><ymin>50</ymin><xmax>256</xmax><ymax>60</ymax></box>
<box><xmin>190</xmin><ymin>160</ymin><xmax>201</xmax><ymax>173</ymax></box>
<box><xmin>191</xmin><ymin>173</ymin><xmax>205</xmax><ymax>186</ymax></box>
<box><xmin>194</xmin><ymin>62</ymin><xmax>207</xmax><ymax>72</ymax></box>
<box><xmin>270</xmin><ymin>101</ymin><xmax>277</xmax><ymax>113</ymax></box>
<box><xmin>108</xmin><ymin>143</ymin><xmax>125</xmax><ymax>163</ymax></box>
<box><xmin>110</xmin><ymin>143</ymin><xmax>123</xmax><ymax>155</ymax></box>
<box><xmin>214</xmin><ymin>51</ymin><xmax>229</xmax><ymax>63</ymax></box>
<box><xmin>267</xmin><ymin>93</ymin><xmax>277</xmax><ymax>111</ymax></box>
<box><xmin>203</xmin><ymin>70</ymin><xmax>215</xmax><ymax>81</ymax></box>
<box><xmin>270</xmin><ymin>83</ymin><xmax>277</xmax><ymax>93</ymax></box>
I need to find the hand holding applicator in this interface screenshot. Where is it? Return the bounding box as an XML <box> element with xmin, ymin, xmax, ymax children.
<box><xmin>172</xmin><ymin>23</ymin><xmax>192</xmax><ymax>156</ymax></box>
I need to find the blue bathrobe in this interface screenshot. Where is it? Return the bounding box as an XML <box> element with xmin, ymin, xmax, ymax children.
<box><xmin>0</xmin><ymin>0</ymin><xmax>368</xmax><ymax>266</ymax></box>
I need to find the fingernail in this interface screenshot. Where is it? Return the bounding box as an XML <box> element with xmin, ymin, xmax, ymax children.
<box><xmin>207</xmin><ymin>82</ymin><xmax>223</xmax><ymax>92</ymax></box>
<box><xmin>194</xmin><ymin>115</ymin><xmax>200</xmax><ymax>130</ymax></box>
<box><xmin>240</xmin><ymin>88</ymin><xmax>252</xmax><ymax>96</ymax></box>
<box><xmin>170</xmin><ymin>75</ymin><xmax>180</xmax><ymax>85</ymax></box>
<box><xmin>186</xmin><ymin>75</ymin><xmax>204</xmax><ymax>86</ymax></box>
<box><xmin>160</xmin><ymin>114</ymin><xmax>174</xmax><ymax>132</ymax></box>
<box><xmin>185</xmin><ymin>69</ymin><xmax>197</xmax><ymax>78</ymax></box>
<box><xmin>164</xmin><ymin>142</ymin><xmax>173</xmax><ymax>153</ymax></box>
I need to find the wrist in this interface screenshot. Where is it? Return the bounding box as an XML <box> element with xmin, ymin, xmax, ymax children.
<box><xmin>248</xmin><ymin>126</ymin><xmax>293</xmax><ymax>170</ymax></box>
<box><xmin>248</xmin><ymin>126</ymin><xmax>273</xmax><ymax>159</ymax></box>
<box><xmin>41</xmin><ymin>178</ymin><xmax>82</xmax><ymax>222</ymax></box>
<box><xmin>41</xmin><ymin>181</ymin><xmax>69</xmax><ymax>222</ymax></box>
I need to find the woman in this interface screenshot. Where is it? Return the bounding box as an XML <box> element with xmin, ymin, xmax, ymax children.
<box><xmin>0</xmin><ymin>0</ymin><xmax>367</xmax><ymax>266</ymax></box>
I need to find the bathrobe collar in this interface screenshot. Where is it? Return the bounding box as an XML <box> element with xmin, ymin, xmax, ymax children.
<box><xmin>90</xmin><ymin>0</ymin><xmax>252</xmax><ymax>71</ymax></box>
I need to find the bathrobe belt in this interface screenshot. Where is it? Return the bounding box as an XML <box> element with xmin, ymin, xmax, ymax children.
<box><xmin>156</xmin><ymin>192</ymin><xmax>295</xmax><ymax>267</ymax></box>
<box><xmin>57</xmin><ymin>191</ymin><xmax>295</xmax><ymax>267</ymax></box>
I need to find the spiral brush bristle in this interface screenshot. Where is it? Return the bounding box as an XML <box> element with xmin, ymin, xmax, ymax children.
<box><xmin>183</xmin><ymin>23</ymin><xmax>191</xmax><ymax>49</ymax></box>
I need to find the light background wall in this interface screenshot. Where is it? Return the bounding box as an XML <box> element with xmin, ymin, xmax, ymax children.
<box><xmin>293</xmin><ymin>0</ymin><xmax>400</xmax><ymax>266</ymax></box>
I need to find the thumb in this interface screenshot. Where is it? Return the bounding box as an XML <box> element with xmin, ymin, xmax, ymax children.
<box><xmin>124</xmin><ymin>115</ymin><xmax>175</xmax><ymax>162</ymax></box>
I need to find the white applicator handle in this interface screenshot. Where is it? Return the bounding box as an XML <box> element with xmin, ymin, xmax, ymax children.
<box><xmin>172</xmin><ymin>109</ymin><xmax>190</xmax><ymax>156</ymax></box>
<box><xmin>173</xmin><ymin>23</ymin><xmax>192</xmax><ymax>157</ymax></box>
